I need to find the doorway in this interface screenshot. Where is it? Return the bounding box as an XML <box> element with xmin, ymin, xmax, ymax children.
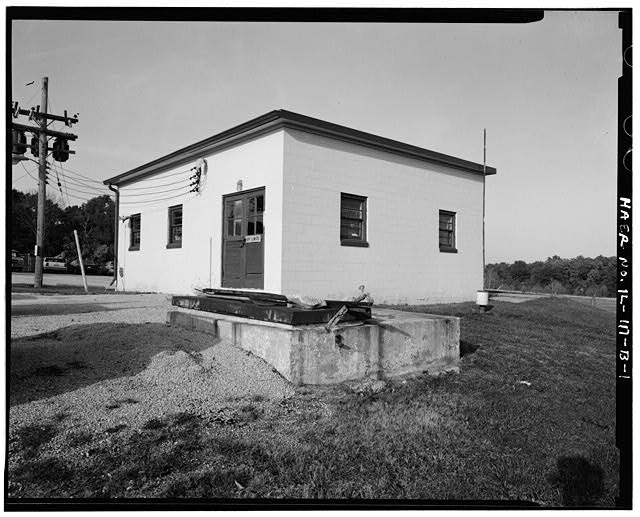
<box><xmin>221</xmin><ymin>187</ymin><xmax>265</xmax><ymax>289</ymax></box>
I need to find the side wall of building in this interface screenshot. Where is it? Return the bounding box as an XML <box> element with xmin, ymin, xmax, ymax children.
<box><xmin>281</xmin><ymin>129</ymin><xmax>485</xmax><ymax>304</ymax></box>
<box><xmin>116</xmin><ymin>130</ymin><xmax>284</xmax><ymax>294</ymax></box>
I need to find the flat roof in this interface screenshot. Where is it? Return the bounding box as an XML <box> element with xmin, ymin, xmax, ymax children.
<box><xmin>104</xmin><ymin>109</ymin><xmax>497</xmax><ymax>186</ymax></box>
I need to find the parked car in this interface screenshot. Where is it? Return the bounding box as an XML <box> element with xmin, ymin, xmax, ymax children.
<box><xmin>68</xmin><ymin>257</ymin><xmax>99</xmax><ymax>275</ymax></box>
<box><xmin>102</xmin><ymin>260</ymin><xmax>114</xmax><ymax>276</ymax></box>
<box><xmin>43</xmin><ymin>256</ymin><xmax>67</xmax><ymax>273</ymax></box>
<box><xmin>11</xmin><ymin>250</ymin><xmax>24</xmax><ymax>271</ymax></box>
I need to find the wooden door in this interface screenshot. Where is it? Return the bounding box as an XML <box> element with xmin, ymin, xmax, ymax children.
<box><xmin>222</xmin><ymin>188</ymin><xmax>265</xmax><ymax>289</ymax></box>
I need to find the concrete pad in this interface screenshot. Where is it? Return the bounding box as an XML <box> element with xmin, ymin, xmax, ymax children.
<box><xmin>167</xmin><ymin>307</ymin><xmax>460</xmax><ymax>385</ymax></box>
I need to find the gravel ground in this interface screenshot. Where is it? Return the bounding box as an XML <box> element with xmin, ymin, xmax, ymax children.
<box><xmin>8</xmin><ymin>292</ymin><xmax>296</xmax><ymax>495</ymax></box>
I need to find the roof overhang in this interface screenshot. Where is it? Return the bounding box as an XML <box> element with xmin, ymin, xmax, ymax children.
<box><xmin>104</xmin><ymin>109</ymin><xmax>497</xmax><ymax>186</ymax></box>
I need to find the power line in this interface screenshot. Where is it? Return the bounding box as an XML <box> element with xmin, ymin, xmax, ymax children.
<box><xmin>112</xmin><ymin>174</ymin><xmax>194</xmax><ymax>191</ymax></box>
<box><xmin>62</xmin><ymin>163</ymin><xmax>196</xmax><ymax>195</ymax></box>
<box><xmin>47</xmin><ymin>98</ymin><xmax>72</xmax><ymax>207</ymax></box>
<box><xmin>57</xmin><ymin>173</ymin><xmax>112</xmax><ymax>192</ymax></box>
<box><xmin>105</xmin><ymin>164</ymin><xmax>198</xmax><ymax>186</ymax></box>
<box><xmin>19</xmin><ymin>86</ymin><xmax>39</xmax><ymax>110</ymax></box>
<box><xmin>55</xmin><ymin>180</ymin><xmax>111</xmax><ymax>198</ymax></box>
<box><xmin>57</xmin><ymin>162</ymin><xmax>72</xmax><ymax>208</ymax></box>
<box><xmin>120</xmin><ymin>189</ymin><xmax>196</xmax><ymax>206</ymax></box>
<box><xmin>57</xmin><ymin>168</ymin><xmax>107</xmax><ymax>187</ymax></box>
<box><xmin>117</xmin><ymin>183</ymin><xmax>192</xmax><ymax>198</ymax></box>
<box><xmin>20</xmin><ymin>162</ymin><xmax>39</xmax><ymax>183</ymax></box>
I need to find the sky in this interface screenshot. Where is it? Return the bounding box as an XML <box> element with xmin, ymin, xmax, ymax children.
<box><xmin>9</xmin><ymin>9</ymin><xmax>621</xmax><ymax>263</ymax></box>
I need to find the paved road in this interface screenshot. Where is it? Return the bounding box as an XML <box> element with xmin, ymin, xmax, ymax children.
<box><xmin>490</xmin><ymin>291</ymin><xmax>616</xmax><ymax>313</ymax></box>
<box><xmin>12</xmin><ymin>272</ymin><xmax>113</xmax><ymax>289</ymax></box>
<box><xmin>10</xmin><ymin>291</ymin><xmax>170</xmax><ymax>338</ymax></box>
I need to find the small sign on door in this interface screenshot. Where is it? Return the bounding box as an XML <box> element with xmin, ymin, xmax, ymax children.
<box><xmin>245</xmin><ymin>235</ymin><xmax>262</xmax><ymax>243</ymax></box>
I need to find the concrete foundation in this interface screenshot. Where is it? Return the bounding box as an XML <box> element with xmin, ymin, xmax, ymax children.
<box><xmin>167</xmin><ymin>307</ymin><xmax>460</xmax><ymax>385</ymax></box>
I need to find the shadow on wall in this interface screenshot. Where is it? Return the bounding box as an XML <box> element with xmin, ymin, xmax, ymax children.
<box><xmin>547</xmin><ymin>456</ymin><xmax>605</xmax><ymax>507</ymax></box>
<box><xmin>9</xmin><ymin>323</ymin><xmax>214</xmax><ymax>406</ymax></box>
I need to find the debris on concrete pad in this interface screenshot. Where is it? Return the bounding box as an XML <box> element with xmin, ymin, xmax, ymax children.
<box><xmin>286</xmin><ymin>294</ymin><xmax>327</xmax><ymax>309</ymax></box>
<box><xmin>352</xmin><ymin>284</ymin><xmax>374</xmax><ymax>304</ymax></box>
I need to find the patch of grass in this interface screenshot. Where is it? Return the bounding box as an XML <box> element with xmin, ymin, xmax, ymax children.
<box><xmin>159</xmin><ymin>466</ymin><xmax>253</xmax><ymax>498</ymax></box>
<box><xmin>14</xmin><ymin>424</ymin><xmax>58</xmax><ymax>455</ymax></box>
<box><xmin>65</xmin><ymin>360</ymin><xmax>87</xmax><ymax>370</ymax></box>
<box><xmin>33</xmin><ymin>365</ymin><xmax>65</xmax><ymax>377</ymax></box>
<box><xmin>236</xmin><ymin>404</ymin><xmax>262</xmax><ymax>423</ymax></box>
<box><xmin>13</xmin><ymin>457</ymin><xmax>74</xmax><ymax>486</ymax></box>
<box><xmin>7</xmin><ymin>299</ymin><xmax>617</xmax><ymax>505</ymax></box>
<box><xmin>142</xmin><ymin>418</ymin><xmax>165</xmax><ymax>430</ymax></box>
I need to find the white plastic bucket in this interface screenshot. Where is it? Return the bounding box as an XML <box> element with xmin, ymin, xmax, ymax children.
<box><xmin>476</xmin><ymin>290</ymin><xmax>489</xmax><ymax>306</ymax></box>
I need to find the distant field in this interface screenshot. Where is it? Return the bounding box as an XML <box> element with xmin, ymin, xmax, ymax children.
<box><xmin>8</xmin><ymin>297</ymin><xmax>618</xmax><ymax>506</ymax></box>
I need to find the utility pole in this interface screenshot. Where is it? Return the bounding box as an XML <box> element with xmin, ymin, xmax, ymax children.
<box><xmin>11</xmin><ymin>77</ymin><xmax>79</xmax><ymax>288</ymax></box>
<box><xmin>34</xmin><ymin>77</ymin><xmax>48</xmax><ymax>288</ymax></box>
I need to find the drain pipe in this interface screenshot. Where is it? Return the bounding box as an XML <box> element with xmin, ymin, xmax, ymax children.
<box><xmin>107</xmin><ymin>183</ymin><xmax>119</xmax><ymax>289</ymax></box>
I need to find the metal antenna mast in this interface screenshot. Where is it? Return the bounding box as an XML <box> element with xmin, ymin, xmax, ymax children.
<box><xmin>482</xmin><ymin>128</ymin><xmax>487</xmax><ymax>290</ymax></box>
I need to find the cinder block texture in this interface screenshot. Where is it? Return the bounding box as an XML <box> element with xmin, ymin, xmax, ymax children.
<box><xmin>167</xmin><ymin>308</ymin><xmax>460</xmax><ymax>385</ymax></box>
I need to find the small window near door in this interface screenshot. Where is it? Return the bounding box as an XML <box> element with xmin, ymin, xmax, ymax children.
<box><xmin>167</xmin><ymin>205</ymin><xmax>183</xmax><ymax>248</ymax></box>
<box><xmin>246</xmin><ymin>194</ymin><xmax>265</xmax><ymax>236</ymax></box>
<box><xmin>340</xmin><ymin>193</ymin><xmax>368</xmax><ymax>247</ymax></box>
<box><xmin>439</xmin><ymin>210</ymin><xmax>457</xmax><ymax>253</ymax></box>
<box><xmin>129</xmin><ymin>213</ymin><xmax>141</xmax><ymax>251</ymax></box>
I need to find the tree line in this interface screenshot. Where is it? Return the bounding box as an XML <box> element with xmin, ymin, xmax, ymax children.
<box><xmin>11</xmin><ymin>189</ymin><xmax>114</xmax><ymax>264</ymax></box>
<box><xmin>485</xmin><ymin>255</ymin><xmax>616</xmax><ymax>298</ymax></box>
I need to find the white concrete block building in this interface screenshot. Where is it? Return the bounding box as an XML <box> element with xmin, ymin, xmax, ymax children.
<box><xmin>104</xmin><ymin>110</ymin><xmax>496</xmax><ymax>304</ymax></box>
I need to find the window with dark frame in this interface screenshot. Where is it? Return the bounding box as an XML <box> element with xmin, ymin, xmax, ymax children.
<box><xmin>439</xmin><ymin>210</ymin><xmax>457</xmax><ymax>252</ymax></box>
<box><xmin>340</xmin><ymin>193</ymin><xmax>368</xmax><ymax>247</ymax></box>
<box><xmin>129</xmin><ymin>214</ymin><xmax>141</xmax><ymax>251</ymax></box>
<box><xmin>167</xmin><ymin>205</ymin><xmax>183</xmax><ymax>248</ymax></box>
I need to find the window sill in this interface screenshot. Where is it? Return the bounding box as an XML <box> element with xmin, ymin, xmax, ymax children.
<box><xmin>166</xmin><ymin>242</ymin><xmax>182</xmax><ymax>249</ymax></box>
<box><xmin>128</xmin><ymin>246</ymin><xmax>140</xmax><ymax>252</ymax></box>
<box><xmin>440</xmin><ymin>247</ymin><xmax>458</xmax><ymax>254</ymax></box>
<box><xmin>341</xmin><ymin>240</ymin><xmax>369</xmax><ymax>248</ymax></box>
